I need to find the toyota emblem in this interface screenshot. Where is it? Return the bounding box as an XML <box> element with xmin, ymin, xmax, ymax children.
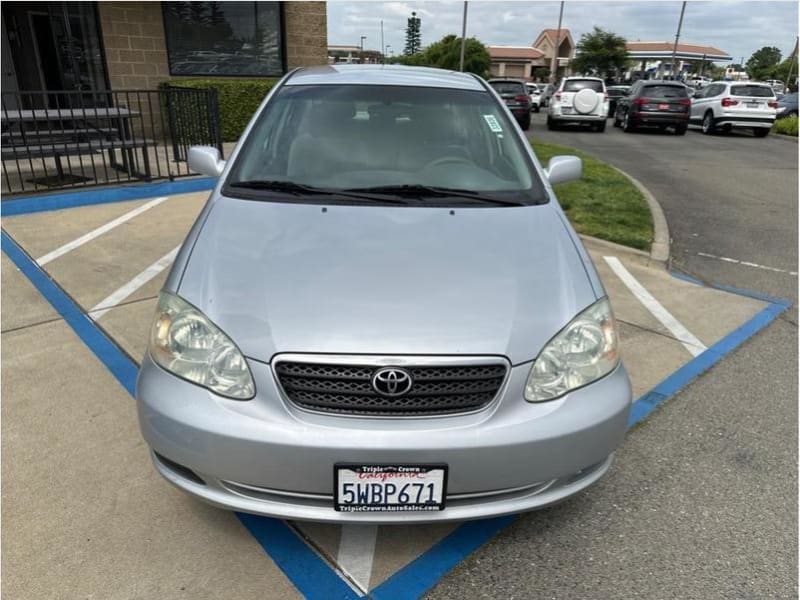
<box><xmin>372</xmin><ymin>367</ymin><xmax>413</xmax><ymax>397</ymax></box>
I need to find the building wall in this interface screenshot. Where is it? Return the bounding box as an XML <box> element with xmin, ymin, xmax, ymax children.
<box><xmin>98</xmin><ymin>1</ymin><xmax>328</xmax><ymax>91</ymax></box>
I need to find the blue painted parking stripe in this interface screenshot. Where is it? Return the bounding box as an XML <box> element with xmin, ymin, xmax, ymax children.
<box><xmin>2</xmin><ymin>177</ymin><xmax>217</xmax><ymax>217</ymax></box>
<box><xmin>2</xmin><ymin>227</ymin><xmax>361</xmax><ymax>599</ymax></box>
<box><xmin>1</xmin><ymin>230</ymin><xmax>138</xmax><ymax>395</ymax></box>
<box><xmin>371</xmin><ymin>515</ymin><xmax>516</xmax><ymax>600</ymax></box>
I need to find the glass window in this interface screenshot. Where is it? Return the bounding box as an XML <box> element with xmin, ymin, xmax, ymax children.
<box><xmin>226</xmin><ymin>84</ymin><xmax>546</xmax><ymax>205</ymax></box>
<box><xmin>162</xmin><ymin>2</ymin><xmax>283</xmax><ymax>77</ymax></box>
<box><xmin>563</xmin><ymin>79</ymin><xmax>603</xmax><ymax>92</ymax></box>
<box><xmin>489</xmin><ymin>81</ymin><xmax>526</xmax><ymax>95</ymax></box>
<box><xmin>730</xmin><ymin>85</ymin><xmax>775</xmax><ymax>98</ymax></box>
<box><xmin>641</xmin><ymin>85</ymin><xmax>688</xmax><ymax>98</ymax></box>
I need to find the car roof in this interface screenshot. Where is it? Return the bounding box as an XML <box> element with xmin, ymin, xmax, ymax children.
<box><xmin>287</xmin><ymin>64</ymin><xmax>485</xmax><ymax>91</ymax></box>
<box><xmin>564</xmin><ymin>76</ymin><xmax>604</xmax><ymax>81</ymax></box>
<box><xmin>488</xmin><ymin>78</ymin><xmax>526</xmax><ymax>84</ymax></box>
<box><xmin>640</xmin><ymin>80</ymin><xmax>685</xmax><ymax>85</ymax></box>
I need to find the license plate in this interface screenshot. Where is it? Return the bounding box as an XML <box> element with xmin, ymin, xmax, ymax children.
<box><xmin>746</xmin><ymin>102</ymin><xmax>760</xmax><ymax>108</ymax></box>
<box><xmin>334</xmin><ymin>464</ymin><xmax>448</xmax><ymax>512</ymax></box>
<box><xmin>562</xmin><ymin>107</ymin><xmax>574</xmax><ymax>114</ymax></box>
<box><xmin>658</xmin><ymin>103</ymin><xmax>669</xmax><ymax>110</ymax></box>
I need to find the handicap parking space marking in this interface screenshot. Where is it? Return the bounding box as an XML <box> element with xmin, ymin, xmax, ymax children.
<box><xmin>2</xmin><ymin>182</ymin><xmax>794</xmax><ymax>600</ymax></box>
<box><xmin>89</xmin><ymin>245</ymin><xmax>179</xmax><ymax>321</ymax></box>
<box><xmin>36</xmin><ymin>196</ymin><xmax>168</xmax><ymax>266</ymax></box>
<box><xmin>604</xmin><ymin>256</ymin><xmax>708</xmax><ymax>357</ymax></box>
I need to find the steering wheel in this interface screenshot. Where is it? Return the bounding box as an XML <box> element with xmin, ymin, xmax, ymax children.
<box><xmin>426</xmin><ymin>156</ymin><xmax>474</xmax><ymax>169</ymax></box>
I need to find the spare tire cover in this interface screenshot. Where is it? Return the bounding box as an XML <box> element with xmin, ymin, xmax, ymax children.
<box><xmin>574</xmin><ymin>88</ymin><xmax>599</xmax><ymax>114</ymax></box>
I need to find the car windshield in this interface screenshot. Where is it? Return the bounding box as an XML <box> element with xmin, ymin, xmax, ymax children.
<box><xmin>489</xmin><ymin>81</ymin><xmax>525</xmax><ymax>95</ymax></box>
<box><xmin>641</xmin><ymin>85</ymin><xmax>688</xmax><ymax>97</ymax></box>
<box><xmin>563</xmin><ymin>79</ymin><xmax>603</xmax><ymax>92</ymax></box>
<box><xmin>226</xmin><ymin>84</ymin><xmax>544</xmax><ymax>204</ymax></box>
<box><xmin>730</xmin><ymin>85</ymin><xmax>775</xmax><ymax>98</ymax></box>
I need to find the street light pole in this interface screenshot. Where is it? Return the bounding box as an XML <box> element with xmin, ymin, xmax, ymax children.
<box><xmin>380</xmin><ymin>20</ymin><xmax>384</xmax><ymax>64</ymax></box>
<box><xmin>360</xmin><ymin>35</ymin><xmax>366</xmax><ymax>63</ymax></box>
<box><xmin>670</xmin><ymin>1</ymin><xmax>687</xmax><ymax>80</ymax></box>
<box><xmin>549</xmin><ymin>1</ymin><xmax>564</xmax><ymax>84</ymax></box>
<box><xmin>459</xmin><ymin>1</ymin><xmax>469</xmax><ymax>72</ymax></box>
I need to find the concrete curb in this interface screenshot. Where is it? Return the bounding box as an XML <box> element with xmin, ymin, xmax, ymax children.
<box><xmin>608</xmin><ymin>165</ymin><xmax>671</xmax><ymax>266</ymax></box>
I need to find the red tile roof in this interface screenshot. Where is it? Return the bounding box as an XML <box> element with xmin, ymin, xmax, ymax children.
<box><xmin>488</xmin><ymin>46</ymin><xmax>544</xmax><ymax>60</ymax></box>
<box><xmin>626</xmin><ymin>41</ymin><xmax>729</xmax><ymax>58</ymax></box>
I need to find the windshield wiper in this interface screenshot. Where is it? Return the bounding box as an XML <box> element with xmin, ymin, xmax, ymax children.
<box><xmin>345</xmin><ymin>184</ymin><xmax>524</xmax><ymax>207</ymax></box>
<box><xmin>227</xmin><ymin>180</ymin><xmax>412</xmax><ymax>205</ymax></box>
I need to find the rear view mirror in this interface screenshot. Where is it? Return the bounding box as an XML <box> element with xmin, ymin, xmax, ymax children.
<box><xmin>545</xmin><ymin>155</ymin><xmax>582</xmax><ymax>185</ymax></box>
<box><xmin>188</xmin><ymin>146</ymin><xmax>226</xmax><ymax>177</ymax></box>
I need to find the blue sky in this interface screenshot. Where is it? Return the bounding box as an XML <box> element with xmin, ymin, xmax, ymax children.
<box><xmin>327</xmin><ymin>1</ymin><xmax>799</xmax><ymax>65</ymax></box>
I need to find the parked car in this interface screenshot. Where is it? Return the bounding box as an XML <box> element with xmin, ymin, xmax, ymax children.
<box><xmin>776</xmin><ymin>92</ymin><xmax>798</xmax><ymax>119</ymax></box>
<box><xmin>613</xmin><ymin>80</ymin><xmax>690</xmax><ymax>135</ymax></box>
<box><xmin>488</xmin><ymin>78</ymin><xmax>532</xmax><ymax>129</ymax></box>
<box><xmin>137</xmin><ymin>64</ymin><xmax>632</xmax><ymax>523</ymax></box>
<box><xmin>540</xmin><ymin>83</ymin><xmax>556</xmax><ymax>107</ymax></box>
<box><xmin>606</xmin><ymin>85</ymin><xmax>630</xmax><ymax>117</ymax></box>
<box><xmin>765</xmin><ymin>79</ymin><xmax>786</xmax><ymax>95</ymax></box>
<box><xmin>688</xmin><ymin>75</ymin><xmax>712</xmax><ymax>89</ymax></box>
<box><xmin>689</xmin><ymin>81</ymin><xmax>778</xmax><ymax>137</ymax></box>
<box><xmin>526</xmin><ymin>82</ymin><xmax>542</xmax><ymax>112</ymax></box>
<box><xmin>547</xmin><ymin>77</ymin><xmax>609</xmax><ymax>131</ymax></box>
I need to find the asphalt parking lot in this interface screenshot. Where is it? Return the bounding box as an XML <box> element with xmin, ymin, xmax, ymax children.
<box><xmin>2</xmin><ymin>120</ymin><xmax>796</xmax><ymax>599</ymax></box>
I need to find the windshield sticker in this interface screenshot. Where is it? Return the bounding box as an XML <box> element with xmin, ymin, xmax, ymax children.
<box><xmin>483</xmin><ymin>114</ymin><xmax>503</xmax><ymax>133</ymax></box>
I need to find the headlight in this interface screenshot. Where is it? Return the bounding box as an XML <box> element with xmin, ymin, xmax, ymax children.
<box><xmin>148</xmin><ymin>291</ymin><xmax>255</xmax><ymax>399</ymax></box>
<box><xmin>524</xmin><ymin>298</ymin><xmax>619</xmax><ymax>402</ymax></box>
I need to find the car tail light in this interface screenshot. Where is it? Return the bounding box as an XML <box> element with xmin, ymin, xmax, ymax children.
<box><xmin>768</xmin><ymin>101</ymin><xmax>779</xmax><ymax>108</ymax></box>
<box><xmin>633</xmin><ymin>97</ymin><xmax>649</xmax><ymax>107</ymax></box>
<box><xmin>555</xmin><ymin>91</ymin><xmax>562</xmax><ymax>101</ymax></box>
<box><xmin>678</xmin><ymin>98</ymin><xmax>691</xmax><ymax>106</ymax></box>
<box><xmin>721</xmin><ymin>97</ymin><xmax>739</xmax><ymax>107</ymax></box>
<box><xmin>514</xmin><ymin>94</ymin><xmax>529</xmax><ymax>103</ymax></box>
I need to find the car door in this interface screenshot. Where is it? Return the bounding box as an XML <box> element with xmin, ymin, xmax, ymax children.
<box><xmin>617</xmin><ymin>82</ymin><xmax>638</xmax><ymax>118</ymax></box>
<box><xmin>690</xmin><ymin>85</ymin><xmax>714</xmax><ymax>120</ymax></box>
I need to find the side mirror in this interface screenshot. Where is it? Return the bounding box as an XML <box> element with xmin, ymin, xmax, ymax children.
<box><xmin>188</xmin><ymin>146</ymin><xmax>226</xmax><ymax>177</ymax></box>
<box><xmin>545</xmin><ymin>155</ymin><xmax>582</xmax><ymax>185</ymax></box>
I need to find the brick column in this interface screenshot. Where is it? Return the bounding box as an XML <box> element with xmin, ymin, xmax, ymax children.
<box><xmin>283</xmin><ymin>1</ymin><xmax>328</xmax><ymax>68</ymax></box>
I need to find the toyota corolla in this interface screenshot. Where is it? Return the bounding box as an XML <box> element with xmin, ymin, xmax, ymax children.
<box><xmin>136</xmin><ymin>64</ymin><xmax>632</xmax><ymax>523</ymax></box>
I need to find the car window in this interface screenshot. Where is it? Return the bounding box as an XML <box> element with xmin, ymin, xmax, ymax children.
<box><xmin>703</xmin><ymin>84</ymin><xmax>723</xmax><ymax>97</ymax></box>
<box><xmin>730</xmin><ymin>85</ymin><xmax>775</xmax><ymax>98</ymax></box>
<box><xmin>227</xmin><ymin>84</ymin><xmax>546</xmax><ymax>203</ymax></box>
<box><xmin>489</xmin><ymin>81</ymin><xmax>525</xmax><ymax>95</ymax></box>
<box><xmin>641</xmin><ymin>85</ymin><xmax>688</xmax><ymax>98</ymax></box>
<box><xmin>563</xmin><ymin>79</ymin><xmax>603</xmax><ymax>92</ymax></box>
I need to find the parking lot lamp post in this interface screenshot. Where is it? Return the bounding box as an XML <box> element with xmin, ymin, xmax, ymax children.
<box><xmin>459</xmin><ymin>1</ymin><xmax>468</xmax><ymax>72</ymax></box>
<box><xmin>670</xmin><ymin>1</ymin><xmax>687</xmax><ymax>80</ymax></box>
<box><xmin>549</xmin><ymin>1</ymin><xmax>564</xmax><ymax>84</ymax></box>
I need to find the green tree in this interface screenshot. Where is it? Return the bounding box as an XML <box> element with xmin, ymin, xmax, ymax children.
<box><xmin>394</xmin><ymin>35</ymin><xmax>491</xmax><ymax>77</ymax></box>
<box><xmin>404</xmin><ymin>12</ymin><xmax>422</xmax><ymax>56</ymax></box>
<box><xmin>570</xmin><ymin>27</ymin><xmax>628</xmax><ymax>80</ymax></box>
<box><xmin>745</xmin><ymin>46</ymin><xmax>782</xmax><ymax>80</ymax></box>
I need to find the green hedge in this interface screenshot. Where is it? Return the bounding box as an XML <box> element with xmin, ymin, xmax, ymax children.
<box><xmin>163</xmin><ymin>78</ymin><xmax>277</xmax><ymax>142</ymax></box>
<box><xmin>773</xmin><ymin>115</ymin><xmax>798</xmax><ymax>137</ymax></box>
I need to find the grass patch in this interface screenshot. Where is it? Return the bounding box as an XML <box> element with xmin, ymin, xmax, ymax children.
<box><xmin>773</xmin><ymin>115</ymin><xmax>798</xmax><ymax>137</ymax></box>
<box><xmin>532</xmin><ymin>141</ymin><xmax>654</xmax><ymax>251</ymax></box>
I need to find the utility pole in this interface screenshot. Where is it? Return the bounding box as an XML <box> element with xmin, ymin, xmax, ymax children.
<box><xmin>549</xmin><ymin>1</ymin><xmax>564</xmax><ymax>84</ymax></box>
<box><xmin>786</xmin><ymin>36</ymin><xmax>799</xmax><ymax>91</ymax></box>
<box><xmin>380</xmin><ymin>21</ymin><xmax>385</xmax><ymax>64</ymax></box>
<box><xmin>459</xmin><ymin>1</ymin><xmax>469</xmax><ymax>72</ymax></box>
<box><xmin>360</xmin><ymin>35</ymin><xmax>366</xmax><ymax>63</ymax></box>
<box><xmin>670</xmin><ymin>1</ymin><xmax>686</xmax><ymax>80</ymax></box>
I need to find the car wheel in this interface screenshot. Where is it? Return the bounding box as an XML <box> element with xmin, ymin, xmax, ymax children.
<box><xmin>613</xmin><ymin>111</ymin><xmax>621</xmax><ymax>127</ymax></box>
<box><xmin>521</xmin><ymin>115</ymin><xmax>531</xmax><ymax>131</ymax></box>
<box><xmin>701</xmin><ymin>111</ymin><xmax>716</xmax><ymax>135</ymax></box>
<box><xmin>596</xmin><ymin>120</ymin><xmax>606</xmax><ymax>132</ymax></box>
<box><xmin>622</xmin><ymin>111</ymin><xmax>636</xmax><ymax>132</ymax></box>
<box><xmin>546</xmin><ymin>116</ymin><xmax>556</xmax><ymax>130</ymax></box>
<box><xmin>534</xmin><ymin>105</ymin><xmax>541</xmax><ymax>113</ymax></box>
<box><xmin>675</xmin><ymin>124</ymin><xmax>687</xmax><ymax>135</ymax></box>
<box><xmin>788</xmin><ymin>110</ymin><xmax>798</xmax><ymax>118</ymax></box>
<box><xmin>753</xmin><ymin>127</ymin><xmax>770</xmax><ymax>137</ymax></box>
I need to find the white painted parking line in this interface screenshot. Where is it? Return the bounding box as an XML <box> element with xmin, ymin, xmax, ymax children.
<box><xmin>36</xmin><ymin>196</ymin><xmax>168</xmax><ymax>266</ymax></box>
<box><xmin>604</xmin><ymin>256</ymin><xmax>708</xmax><ymax>357</ymax></box>
<box><xmin>696</xmin><ymin>252</ymin><xmax>797</xmax><ymax>276</ymax></box>
<box><xmin>88</xmin><ymin>245</ymin><xmax>179</xmax><ymax>321</ymax></box>
<box><xmin>336</xmin><ymin>525</ymin><xmax>378</xmax><ymax>593</ymax></box>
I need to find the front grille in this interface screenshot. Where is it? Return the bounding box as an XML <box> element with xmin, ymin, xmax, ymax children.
<box><xmin>274</xmin><ymin>360</ymin><xmax>508</xmax><ymax>416</ymax></box>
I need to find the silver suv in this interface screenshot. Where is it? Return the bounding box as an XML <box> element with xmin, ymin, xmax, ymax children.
<box><xmin>137</xmin><ymin>65</ymin><xmax>632</xmax><ymax>523</ymax></box>
<box><xmin>690</xmin><ymin>81</ymin><xmax>778</xmax><ymax>137</ymax></box>
<box><xmin>547</xmin><ymin>77</ymin><xmax>609</xmax><ymax>131</ymax></box>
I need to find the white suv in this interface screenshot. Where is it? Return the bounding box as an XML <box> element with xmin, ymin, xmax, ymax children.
<box><xmin>547</xmin><ymin>77</ymin><xmax>609</xmax><ymax>132</ymax></box>
<box><xmin>689</xmin><ymin>81</ymin><xmax>778</xmax><ymax>137</ymax></box>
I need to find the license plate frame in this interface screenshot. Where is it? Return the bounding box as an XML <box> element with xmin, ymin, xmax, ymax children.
<box><xmin>334</xmin><ymin>463</ymin><xmax>449</xmax><ymax>513</ymax></box>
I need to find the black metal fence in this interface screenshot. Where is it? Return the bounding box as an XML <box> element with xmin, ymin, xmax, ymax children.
<box><xmin>1</xmin><ymin>88</ymin><xmax>222</xmax><ymax>195</ymax></box>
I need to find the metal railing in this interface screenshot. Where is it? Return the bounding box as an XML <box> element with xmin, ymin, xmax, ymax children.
<box><xmin>1</xmin><ymin>88</ymin><xmax>222</xmax><ymax>195</ymax></box>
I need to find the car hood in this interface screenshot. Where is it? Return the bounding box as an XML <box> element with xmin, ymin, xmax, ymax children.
<box><xmin>177</xmin><ymin>195</ymin><xmax>598</xmax><ymax>364</ymax></box>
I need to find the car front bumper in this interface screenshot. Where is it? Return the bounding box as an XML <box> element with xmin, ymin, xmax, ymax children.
<box><xmin>137</xmin><ymin>354</ymin><xmax>632</xmax><ymax>523</ymax></box>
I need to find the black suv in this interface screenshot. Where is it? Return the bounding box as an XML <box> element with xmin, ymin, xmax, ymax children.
<box><xmin>613</xmin><ymin>80</ymin><xmax>690</xmax><ymax>135</ymax></box>
<box><xmin>488</xmin><ymin>79</ymin><xmax>532</xmax><ymax>130</ymax></box>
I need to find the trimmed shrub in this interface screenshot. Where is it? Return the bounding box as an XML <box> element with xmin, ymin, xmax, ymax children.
<box><xmin>773</xmin><ymin>115</ymin><xmax>798</xmax><ymax>137</ymax></box>
<box><xmin>162</xmin><ymin>78</ymin><xmax>277</xmax><ymax>142</ymax></box>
